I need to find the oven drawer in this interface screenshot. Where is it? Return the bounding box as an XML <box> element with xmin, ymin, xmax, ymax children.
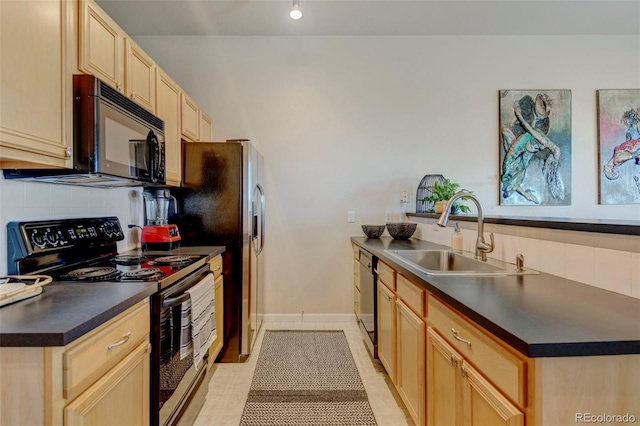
<box><xmin>63</xmin><ymin>299</ymin><xmax>150</xmax><ymax>400</ymax></box>
<box><xmin>209</xmin><ymin>255</ymin><xmax>223</xmax><ymax>279</ymax></box>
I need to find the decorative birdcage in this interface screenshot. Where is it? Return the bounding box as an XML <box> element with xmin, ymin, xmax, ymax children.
<box><xmin>415</xmin><ymin>174</ymin><xmax>445</xmax><ymax>213</ymax></box>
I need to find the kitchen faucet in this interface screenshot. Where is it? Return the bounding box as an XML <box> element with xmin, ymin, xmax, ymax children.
<box><xmin>437</xmin><ymin>191</ymin><xmax>494</xmax><ymax>261</ymax></box>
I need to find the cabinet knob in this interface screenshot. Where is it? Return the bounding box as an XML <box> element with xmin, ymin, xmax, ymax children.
<box><xmin>66</xmin><ymin>148</ymin><xmax>71</xmax><ymax>158</ymax></box>
<box><xmin>132</xmin><ymin>92</ymin><xmax>137</xmax><ymax>99</ymax></box>
<box><xmin>450</xmin><ymin>354</ymin><xmax>457</xmax><ymax>367</ymax></box>
<box><xmin>461</xmin><ymin>364</ymin><xmax>467</xmax><ymax>378</ymax></box>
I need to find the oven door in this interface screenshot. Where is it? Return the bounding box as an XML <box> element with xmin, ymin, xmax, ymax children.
<box><xmin>151</xmin><ymin>265</ymin><xmax>212</xmax><ymax>426</ymax></box>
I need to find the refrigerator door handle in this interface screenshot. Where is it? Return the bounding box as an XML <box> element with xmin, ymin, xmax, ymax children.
<box><xmin>253</xmin><ymin>183</ymin><xmax>265</xmax><ymax>255</ymax></box>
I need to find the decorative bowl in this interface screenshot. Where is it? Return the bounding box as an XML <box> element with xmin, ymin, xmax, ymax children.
<box><xmin>386</xmin><ymin>222</ymin><xmax>417</xmax><ymax>239</ymax></box>
<box><xmin>361</xmin><ymin>225</ymin><xmax>386</xmax><ymax>238</ymax></box>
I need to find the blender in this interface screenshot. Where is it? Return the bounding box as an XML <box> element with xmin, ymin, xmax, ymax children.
<box><xmin>141</xmin><ymin>189</ymin><xmax>181</xmax><ymax>251</ymax></box>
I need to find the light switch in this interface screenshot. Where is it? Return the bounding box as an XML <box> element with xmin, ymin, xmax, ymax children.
<box><xmin>401</xmin><ymin>190</ymin><xmax>409</xmax><ymax>203</ymax></box>
<box><xmin>348</xmin><ymin>211</ymin><xmax>355</xmax><ymax>223</ymax></box>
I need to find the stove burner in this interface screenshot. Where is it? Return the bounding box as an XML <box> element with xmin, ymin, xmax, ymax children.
<box><xmin>149</xmin><ymin>255</ymin><xmax>195</xmax><ymax>266</ymax></box>
<box><xmin>112</xmin><ymin>254</ymin><xmax>147</xmax><ymax>266</ymax></box>
<box><xmin>120</xmin><ymin>268</ymin><xmax>165</xmax><ymax>281</ymax></box>
<box><xmin>62</xmin><ymin>267</ymin><xmax>121</xmax><ymax>281</ymax></box>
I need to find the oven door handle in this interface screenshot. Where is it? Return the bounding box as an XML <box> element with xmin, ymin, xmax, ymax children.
<box><xmin>162</xmin><ymin>292</ymin><xmax>190</xmax><ymax>308</ymax></box>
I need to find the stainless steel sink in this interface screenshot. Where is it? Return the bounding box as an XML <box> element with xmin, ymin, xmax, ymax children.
<box><xmin>384</xmin><ymin>249</ymin><xmax>539</xmax><ymax>277</ymax></box>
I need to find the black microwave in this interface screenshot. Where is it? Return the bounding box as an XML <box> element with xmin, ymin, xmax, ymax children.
<box><xmin>3</xmin><ymin>74</ymin><xmax>165</xmax><ymax>187</ymax></box>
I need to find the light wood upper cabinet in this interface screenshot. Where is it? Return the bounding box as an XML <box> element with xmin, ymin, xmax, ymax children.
<box><xmin>200</xmin><ymin>110</ymin><xmax>213</xmax><ymax>141</ymax></box>
<box><xmin>181</xmin><ymin>93</ymin><xmax>214</xmax><ymax>142</ymax></box>
<box><xmin>125</xmin><ymin>38</ymin><xmax>156</xmax><ymax>112</ymax></box>
<box><xmin>79</xmin><ymin>0</ymin><xmax>125</xmax><ymax>92</ymax></box>
<box><xmin>181</xmin><ymin>92</ymin><xmax>200</xmax><ymax>142</ymax></box>
<box><xmin>0</xmin><ymin>0</ymin><xmax>74</xmax><ymax>168</ymax></box>
<box><xmin>156</xmin><ymin>68</ymin><xmax>181</xmax><ymax>186</ymax></box>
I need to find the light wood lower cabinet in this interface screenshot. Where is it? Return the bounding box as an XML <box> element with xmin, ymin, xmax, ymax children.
<box><xmin>377</xmin><ymin>280</ymin><xmax>396</xmax><ymax>384</ymax></box>
<box><xmin>208</xmin><ymin>255</ymin><xmax>225</xmax><ymax>367</ymax></box>
<box><xmin>64</xmin><ymin>341</ymin><xmax>150</xmax><ymax>426</ymax></box>
<box><xmin>427</xmin><ymin>327</ymin><xmax>524</xmax><ymax>426</ymax></box>
<box><xmin>349</xmin><ymin>244</ymin><xmax>640</xmax><ymax>425</ymax></box>
<box><xmin>396</xmin><ymin>298</ymin><xmax>426</xmax><ymax>426</ymax></box>
<box><xmin>0</xmin><ymin>299</ymin><xmax>150</xmax><ymax>426</ymax></box>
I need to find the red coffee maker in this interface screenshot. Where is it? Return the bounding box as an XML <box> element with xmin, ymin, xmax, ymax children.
<box><xmin>142</xmin><ymin>189</ymin><xmax>181</xmax><ymax>251</ymax></box>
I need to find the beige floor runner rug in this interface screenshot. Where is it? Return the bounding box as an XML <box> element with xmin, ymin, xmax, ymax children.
<box><xmin>239</xmin><ymin>330</ymin><xmax>377</xmax><ymax>425</ymax></box>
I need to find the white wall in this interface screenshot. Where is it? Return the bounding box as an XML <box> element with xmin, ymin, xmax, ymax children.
<box><xmin>86</xmin><ymin>36</ymin><xmax>640</xmax><ymax>314</ymax></box>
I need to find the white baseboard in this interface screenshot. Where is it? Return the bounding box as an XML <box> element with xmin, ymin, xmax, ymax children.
<box><xmin>263</xmin><ymin>313</ymin><xmax>357</xmax><ymax>323</ymax></box>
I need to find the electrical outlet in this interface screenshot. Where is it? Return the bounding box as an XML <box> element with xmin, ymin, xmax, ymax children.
<box><xmin>385</xmin><ymin>211</ymin><xmax>392</xmax><ymax>222</ymax></box>
<box><xmin>401</xmin><ymin>190</ymin><xmax>409</xmax><ymax>203</ymax></box>
<box><xmin>348</xmin><ymin>211</ymin><xmax>355</xmax><ymax>223</ymax></box>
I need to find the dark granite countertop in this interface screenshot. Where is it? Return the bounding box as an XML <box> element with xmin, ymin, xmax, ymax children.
<box><xmin>352</xmin><ymin>236</ymin><xmax>640</xmax><ymax>358</ymax></box>
<box><xmin>0</xmin><ymin>246</ymin><xmax>225</xmax><ymax>347</ymax></box>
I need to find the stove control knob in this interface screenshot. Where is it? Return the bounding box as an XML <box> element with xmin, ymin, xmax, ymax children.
<box><xmin>45</xmin><ymin>229</ymin><xmax>60</xmax><ymax>247</ymax></box>
<box><xmin>30</xmin><ymin>229</ymin><xmax>46</xmax><ymax>249</ymax></box>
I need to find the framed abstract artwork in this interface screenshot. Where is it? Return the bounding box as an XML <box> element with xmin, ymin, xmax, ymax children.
<box><xmin>597</xmin><ymin>89</ymin><xmax>640</xmax><ymax>205</ymax></box>
<box><xmin>499</xmin><ymin>90</ymin><xmax>572</xmax><ymax>206</ymax></box>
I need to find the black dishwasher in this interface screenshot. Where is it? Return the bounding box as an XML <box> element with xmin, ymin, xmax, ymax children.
<box><xmin>359</xmin><ymin>248</ymin><xmax>378</xmax><ymax>357</ymax></box>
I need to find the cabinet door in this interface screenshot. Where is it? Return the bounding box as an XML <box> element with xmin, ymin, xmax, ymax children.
<box><xmin>353</xmin><ymin>258</ymin><xmax>361</xmax><ymax>319</ymax></box>
<box><xmin>64</xmin><ymin>341</ymin><xmax>150</xmax><ymax>426</ymax></box>
<box><xmin>181</xmin><ymin>92</ymin><xmax>199</xmax><ymax>142</ymax></box>
<box><xmin>0</xmin><ymin>0</ymin><xmax>72</xmax><ymax>168</ymax></box>
<box><xmin>199</xmin><ymin>110</ymin><xmax>212</xmax><ymax>141</ymax></box>
<box><xmin>461</xmin><ymin>361</ymin><xmax>524</xmax><ymax>426</ymax></box>
<box><xmin>156</xmin><ymin>68</ymin><xmax>181</xmax><ymax>186</ymax></box>
<box><xmin>125</xmin><ymin>38</ymin><xmax>155</xmax><ymax>112</ymax></box>
<box><xmin>426</xmin><ymin>327</ymin><xmax>461</xmax><ymax>426</ymax></box>
<box><xmin>396</xmin><ymin>299</ymin><xmax>426</xmax><ymax>426</ymax></box>
<box><xmin>78</xmin><ymin>0</ymin><xmax>124</xmax><ymax>92</ymax></box>
<box><xmin>377</xmin><ymin>282</ymin><xmax>396</xmax><ymax>383</ymax></box>
<box><xmin>208</xmin><ymin>276</ymin><xmax>224</xmax><ymax>368</ymax></box>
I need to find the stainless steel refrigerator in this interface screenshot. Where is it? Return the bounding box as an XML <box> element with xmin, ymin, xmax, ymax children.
<box><xmin>177</xmin><ymin>140</ymin><xmax>265</xmax><ymax>362</ymax></box>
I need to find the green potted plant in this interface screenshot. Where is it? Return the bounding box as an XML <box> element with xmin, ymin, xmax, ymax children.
<box><xmin>421</xmin><ymin>178</ymin><xmax>473</xmax><ymax>214</ymax></box>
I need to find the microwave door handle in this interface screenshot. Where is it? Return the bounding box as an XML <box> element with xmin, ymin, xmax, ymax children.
<box><xmin>147</xmin><ymin>131</ymin><xmax>159</xmax><ymax>183</ymax></box>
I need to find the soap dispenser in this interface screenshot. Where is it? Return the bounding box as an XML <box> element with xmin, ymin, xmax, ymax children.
<box><xmin>451</xmin><ymin>222</ymin><xmax>463</xmax><ymax>252</ymax></box>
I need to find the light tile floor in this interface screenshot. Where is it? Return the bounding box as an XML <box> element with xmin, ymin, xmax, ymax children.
<box><xmin>192</xmin><ymin>321</ymin><xmax>413</xmax><ymax>426</ymax></box>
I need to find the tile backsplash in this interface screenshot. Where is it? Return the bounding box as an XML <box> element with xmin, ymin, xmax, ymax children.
<box><xmin>413</xmin><ymin>218</ymin><xmax>640</xmax><ymax>300</ymax></box>
<box><xmin>0</xmin><ymin>177</ymin><xmax>144</xmax><ymax>275</ymax></box>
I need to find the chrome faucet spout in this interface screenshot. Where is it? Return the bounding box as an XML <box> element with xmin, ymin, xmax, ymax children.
<box><xmin>436</xmin><ymin>191</ymin><xmax>494</xmax><ymax>261</ymax></box>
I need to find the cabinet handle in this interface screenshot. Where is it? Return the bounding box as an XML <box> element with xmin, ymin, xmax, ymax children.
<box><xmin>147</xmin><ymin>343</ymin><xmax>153</xmax><ymax>354</ymax></box>
<box><xmin>132</xmin><ymin>92</ymin><xmax>137</xmax><ymax>99</ymax></box>
<box><xmin>117</xmin><ymin>83</ymin><xmax>122</xmax><ymax>92</ymax></box>
<box><xmin>107</xmin><ymin>332</ymin><xmax>131</xmax><ymax>350</ymax></box>
<box><xmin>461</xmin><ymin>364</ymin><xmax>467</xmax><ymax>378</ymax></box>
<box><xmin>451</xmin><ymin>328</ymin><xmax>472</xmax><ymax>347</ymax></box>
<box><xmin>450</xmin><ymin>354</ymin><xmax>457</xmax><ymax>367</ymax></box>
<box><xmin>66</xmin><ymin>148</ymin><xmax>71</xmax><ymax>158</ymax></box>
